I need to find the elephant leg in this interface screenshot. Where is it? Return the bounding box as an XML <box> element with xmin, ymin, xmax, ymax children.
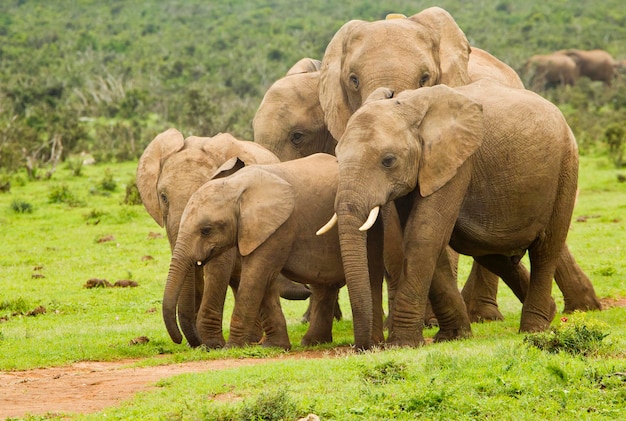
<box><xmin>300</xmin><ymin>289</ymin><xmax>341</xmax><ymax>324</ymax></box>
<box><xmin>554</xmin><ymin>244</ymin><xmax>601</xmax><ymax>312</ymax></box>
<box><xmin>257</xmin><ymin>280</ymin><xmax>291</xmax><ymax>350</ymax></box>
<box><xmin>429</xmin><ymin>249</ymin><xmax>472</xmax><ymax>342</ymax></box>
<box><xmin>196</xmin><ymin>250</ymin><xmax>236</xmax><ymax>349</ymax></box>
<box><xmin>301</xmin><ymin>284</ymin><xmax>339</xmax><ymax>346</ymax></box>
<box><xmin>275</xmin><ymin>274</ymin><xmax>312</xmax><ymax>300</ymax></box>
<box><xmin>367</xmin><ymin>218</ymin><xmax>386</xmax><ymax>345</ymax></box>
<box><xmin>227</xmin><ymin>256</ymin><xmax>290</xmax><ymax>349</ymax></box>
<box><xmin>461</xmin><ymin>260</ymin><xmax>504</xmax><ymax>322</ymax></box>
<box><xmin>473</xmin><ymin>255</ymin><xmax>529</xmax><ymax>303</ymax></box>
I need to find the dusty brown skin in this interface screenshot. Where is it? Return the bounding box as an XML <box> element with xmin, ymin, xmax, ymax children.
<box><xmin>334</xmin><ymin>81</ymin><xmax>580</xmax><ymax>348</ymax></box>
<box><xmin>163</xmin><ymin>154</ymin><xmax>386</xmax><ymax>349</ymax></box>
<box><xmin>136</xmin><ymin>129</ymin><xmax>311</xmax><ymax>347</ymax></box>
<box><xmin>524</xmin><ymin>53</ymin><xmax>579</xmax><ymax>91</ymax></box>
<box><xmin>556</xmin><ymin>49</ymin><xmax>618</xmax><ymax>85</ymax></box>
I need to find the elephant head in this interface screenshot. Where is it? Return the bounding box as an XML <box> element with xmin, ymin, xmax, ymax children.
<box><xmin>253</xmin><ymin>58</ymin><xmax>336</xmax><ymax>161</ymax></box>
<box><xmin>162</xmin><ymin>167</ymin><xmax>296</xmax><ymax>346</ymax></box>
<box><xmin>136</xmin><ymin>128</ymin><xmax>279</xmax><ymax>345</ymax></box>
<box><xmin>319</xmin><ymin>7</ymin><xmax>472</xmax><ymax>140</ymax></box>
<box><xmin>324</xmin><ymin>86</ymin><xmax>483</xmax><ymax>349</ymax></box>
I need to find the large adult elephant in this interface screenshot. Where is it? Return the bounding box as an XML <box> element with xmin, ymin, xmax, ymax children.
<box><xmin>136</xmin><ymin>128</ymin><xmax>310</xmax><ymax>347</ymax></box>
<box><xmin>556</xmin><ymin>49</ymin><xmax>618</xmax><ymax>86</ymax></box>
<box><xmin>523</xmin><ymin>53</ymin><xmax>579</xmax><ymax>91</ymax></box>
<box><xmin>327</xmin><ymin>81</ymin><xmax>579</xmax><ymax>349</ymax></box>
<box><xmin>317</xmin><ymin>7</ymin><xmax>600</xmax><ymax>329</ymax></box>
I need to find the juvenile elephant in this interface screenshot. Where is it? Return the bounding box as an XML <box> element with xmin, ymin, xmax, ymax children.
<box><xmin>524</xmin><ymin>53</ymin><xmax>579</xmax><ymax>91</ymax></box>
<box><xmin>556</xmin><ymin>49</ymin><xmax>618</xmax><ymax>85</ymax></box>
<box><xmin>136</xmin><ymin>128</ymin><xmax>311</xmax><ymax>346</ymax></box>
<box><xmin>163</xmin><ymin>153</ymin><xmax>387</xmax><ymax>349</ymax></box>
<box><xmin>327</xmin><ymin>81</ymin><xmax>579</xmax><ymax>349</ymax></box>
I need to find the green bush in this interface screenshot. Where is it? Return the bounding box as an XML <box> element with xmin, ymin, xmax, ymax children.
<box><xmin>238</xmin><ymin>388</ymin><xmax>297</xmax><ymax>421</ymax></box>
<box><xmin>10</xmin><ymin>199</ymin><xmax>33</xmax><ymax>213</ymax></box>
<box><xmin>524</xmin><ymin>312</ymin><xmax>610</xmax><ymax>356</ymax></box>
<box><xmin>48</xmin><ymin>184</ymin><xmax>83</xmax><ymax>206</ymax></box>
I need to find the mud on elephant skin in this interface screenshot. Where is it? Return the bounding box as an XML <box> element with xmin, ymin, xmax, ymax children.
<box><xmin>136</xmin><ymin>128</ymin><xmax>310</xmax><ymax>347</ymax></box>
<box><xmin>330</xmin><ymin>81</ymin><xmax>580</xmax><ymax>348</ymax></box>
<box><xmin>163</xmin><ymin>153</ymin><xmax>387</xmax><ymax>350</ymax></box>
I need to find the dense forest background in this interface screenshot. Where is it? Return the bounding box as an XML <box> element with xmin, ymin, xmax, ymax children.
<box><xmin>1</xmin><ymin>0</ymin><xmax>625</xmax><ymax>178</ymax></box>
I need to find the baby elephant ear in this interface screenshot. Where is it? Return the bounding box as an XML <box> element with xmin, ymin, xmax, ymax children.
<box><xmin>406</xmin><ymin>85</ymin><xmax>484</xmax><ymax>197</ymax></box>
<box><xmin>210</xmin><ymin>157</ymin><xmax>246</xmax><ymax>180</ymax></box>
<box><xmin>136</xmin><ymin>128</ymin><xmax>185</xmax><ymax>226</ymax></box>
<box><xmin>237</xmin><ymin>169</ymin><xmax>295</xmax><ymax>256</ymax></box>
<box><xmin>286</xmin><ymin>58</ymin><xmax>321</xmax><ymax>75</ymax></box>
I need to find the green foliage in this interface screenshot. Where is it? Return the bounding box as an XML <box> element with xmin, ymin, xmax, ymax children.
<box><xmin>604</xmin><ymin>123</ymin><xmax>626</xmax><ymax>167</ymax></box>
<box><xmin>65</xmin><ymin>157</ymin><xmax>84</xmax><ymax>176</ymax></box>
<box><xmin>238</xmin><ymin>388</ymin><xmax>297</xmax><ymax>421</ymax></box>
<box><xmin>10</xmin><ymin>198</ymin><xmax>32</xmax><ymax>213</ymax></box>
<box><xmin>123</xmin><ymin>176</ymin><xmax>142</xmax><ymax>205</ymax></box>
<box><xmin>48</xmin><ymin>183</ymin><xmax>83</xmax><ymax>206</ymax></box>
<box><xmin>1</xmin><ymin>0</ymin><xmax>625</xmax><ymax>175</ymax></box>
<box><xmin>360</xmin><ymin>360</ymin><xmax>407</xmax><ymax>385</ymax></box>
<box><xmin>98</xmin><ymin>168</ymin><xmax>117</xmax><ymax>192</ymax></box>
<box><xmin>524</xmin><ymin>312</ymin><xmax>611</xmax><ymax>356</ymax></box>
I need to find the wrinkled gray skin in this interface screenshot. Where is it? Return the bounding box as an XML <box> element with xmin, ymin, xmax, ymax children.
<box><xmin>334</xmin><ymin>82</ymin><xmax>580</xmax><ymax>349</ymax></box>
<box><xmin>524</xmin><ymin>53</ymin><xmax>579</xmax><ymax>91</ymax></box>
<box><xmin>319</xmin><ymin>7</ymin><xmax>599</xmax><ymax>331</ymax></box>
<box><xmin>556</xmin><ymin>49</ymin><xmax>618</xmax><ymax>86</ymax></box>
<box><xmin>163</xmin><ymin>154</ymin><xmax>386</xmax><ymax>349</ymax></box>
<box><xmin>136</xmin><ymin>128</ymin><xmax>311</xmax><ymax>347</ymax></box>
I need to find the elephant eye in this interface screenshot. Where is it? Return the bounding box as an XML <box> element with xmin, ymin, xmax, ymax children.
<box><xmin>349</xmin><ymin>74</ymin><xmax>359</xmax><ymax>89</ymax></box>
<box><xmin>290</xmin><ymin>131</ymin><xmax>304</xmax><ymax>145</ymax></box>
<box><xmin>382</xmin><ymin>154</ymin><xmax>397</xmax><ymax>168</ymax></box>
<box><xmin>200</xmin><ymin>227</ymin><xmax>211</xmax><ymax>237</ymax></box>
<box><xmin>419</xmin><ymin>73</ymin><xmax>430</xmax><ymax>87</ymax></box>
<box><xmin>160</xmin><ymin>193</ymin><xmax>169</xmax><ymax>206</ymax></box>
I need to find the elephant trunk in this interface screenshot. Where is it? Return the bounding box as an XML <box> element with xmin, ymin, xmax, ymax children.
<box><xmin>163</xmin><ymin>246</ymin><xmax>195</xmax><ymax>344</ymax></box>
<box><xmin>335</xmin><ymin>178</ymin><xmax>375</xmax><ymax>350</ymax></box>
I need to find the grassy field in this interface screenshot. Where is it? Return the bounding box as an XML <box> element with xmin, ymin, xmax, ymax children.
<box><xmin>0</xmin><ymin>155</ymin><xmax>625</xmax><ymax>420</ymax></box>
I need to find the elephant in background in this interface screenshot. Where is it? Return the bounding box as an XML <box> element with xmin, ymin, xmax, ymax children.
<box><xmin>136</xmin><ymin>128</ymin><xmax>311</xmax><ymax>347</ymax></box>
<box><xmin>556</xmin><ymin>49</ymin><xmax>618</xmax><ymax>85</ymax></box>
<box><xmin>523</xmin><ymin>53</ymin><xmax>579</xmax><ymax>91</ymax></box>
<box><xmin>163</xmin><ymin>153</ymin><xmax>387</xmax><ymax>349</ymax></box>
<box><xmin>330</xmin><ymin>81</ymin><xmax>579</xmax><ymax>349</ymax></box>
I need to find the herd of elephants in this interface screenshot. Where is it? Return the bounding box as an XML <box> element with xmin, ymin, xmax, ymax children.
<box><xmin>135</xmin><ymin>7</ymin><xmax>610</xmax><ymax>352</ymax></box>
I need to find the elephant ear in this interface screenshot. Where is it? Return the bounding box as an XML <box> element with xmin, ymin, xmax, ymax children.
<box><xmin>319</xmin><ymin>20</ymin><xmax>366</xmax><ymax>140</ymax></box>
<box><xmin>203</xmin><ymin>133</ymin><xmax>279</xmax><ymax>167</ymax></box>
<box><xmin>211</xmin><ymin>157</ymin><xmax>246</xmax><ymax>180</ymax></box>
<box><xmin>237</xmin><ymin>169</ymin><xmax>295</xmax><ymax>256</ymax></box>
<box><xmin>286</xmin><ymin>58</ymin><xmax>321</xmax><ymax>75</ymax></box>
<box><xmin>408</xmin><ymin>7</ymin><xmax>471</xmax><ymax>87</ymax></box>
<box><xmin>404</xmin><ymin>85</ymin><xmax>484</xmax><ymax>197</ymax></box>
<box><xmin>136</xmin><ymin>128</ymin><xmax>185</xmax><ymax>226</ymax></box>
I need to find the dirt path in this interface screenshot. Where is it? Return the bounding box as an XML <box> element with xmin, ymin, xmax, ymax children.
<box><xmin>0</xmin><ymin>351</ymin><xmax>331</xmax><ymax>419</ymax></box>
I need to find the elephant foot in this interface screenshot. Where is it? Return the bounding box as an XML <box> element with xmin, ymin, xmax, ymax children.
<box><xmin>563</xmin><ymin>295</ymin><xmax>602</xmax><ymax>313</ymax></box>
<box><xmin>519</xmin><ymin>302</ymin><xmax>555</xmax><ymax>333</ymax></box>
<box><xmin>386</xmin><ymin>330</ymin><xmax>425</xmax><ymax>348</ymax></box>
<box><xmin>202</xmin><ymin>336</ymin><xmax>226</xmax><ymax>349</ymax></box>
<box><xmin>260</xmin><ymin>335</ymin><xmax>291</xmax><ymax>350</ymax></box>
<box><xmin>467</xmin><ymin>302</ymin><xmax>504</xmax><ymax>323</ymax></box>
<box><xmin>301</xmin><ymin>332</ymin><xmax>333</xmax><ymax>346</ymax></box>
<box><xmin>433</xmin><ymin>326</ymin><xmax>472</xmax><ymax>342</ymax></box>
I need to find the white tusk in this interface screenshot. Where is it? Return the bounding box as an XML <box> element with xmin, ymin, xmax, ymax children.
<box><xmin>359</xmin><ymin>206</ymin><xmax>380</xmax><ymax>231</ymax></box>
<box><xmin>316</xmin><ymin>213</ymin><xmax>338</xmax><ymax>235</ymax></box>
<box><xmin>196</xmin><ymin>261</ymin><xmax>202</xmax><ymax>266</ymax></box>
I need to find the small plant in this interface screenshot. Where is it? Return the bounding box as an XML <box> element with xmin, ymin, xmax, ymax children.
<box><xmin>524</xmin><ymin>312</ymin><xmax>610</xmax><ymax>356</ymax></box>
<box><xmin>361</xmin><ymin>360</ymin><xmax>407</xmax><ymax>385</ymax></box>
<box><xmin>99</xmin><ymin>168</ymin><xmax>117</xmax><ymax>192</ymax></box>
<box><xmin>238</xmin><ymin>388</ymin><xmax>297</xmax><ymax>421</ymax></box>
<box><xmin>10</xmin><ymin>199</ymin><xmax>33</xmax><ymax>213</ymax></box>
<box><xmin>48</xmin><ymin>184</ymin><xmax>83</xmax><ymax>206</ymax></box>
<box><xmin>65</xmin><ymin>157</ymin><xmax>84</xmax><ymax>176</ymax></box>
<box><xmin>123</xmin><ymin>177</ymin><xmax>142</xmax><ymax>205</ymax></box>
<box><xmin>603</xmin><ymin>123</ymin><xmax>625</xmax><ymax>168</ymax></box>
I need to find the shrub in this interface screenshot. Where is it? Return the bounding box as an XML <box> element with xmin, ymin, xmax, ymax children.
<box><xmin>65</xmin><ymin>157</ymin><xmax>84</xmax><ymax>176</ymax></box>
<box><xmin>524</xmin><ymin>312</ymin><xmax>610</xmax><ymax>356</ymax></box>
<box><xmin>48</xmin><ymin>184</ymin><xmax>83</xmax><ymax>206</ymax></box>
<box><xmin>99</xmin><ymin>168</ymin><xmax>117</xmax><ymax>192</ymax></box>
<box><xmin>238</xmin><ymin>388</ymin><xmax>297</xmax><ymax>421</ymax></box>
<box><xmin>123</xmin><ymin>177</ymin><xmax>142</xmax><ymax>205</ymax></box>
<box><xmin>10</xmin><ymin>199</ymin><xmax>33</xmax><ymax>213</ymax></box>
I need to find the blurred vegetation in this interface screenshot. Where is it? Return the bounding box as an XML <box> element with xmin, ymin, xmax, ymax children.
<box><xmin>1</xmin><ymin>0</ymin><xmax>625</xmax><ymax>176</ymax></box>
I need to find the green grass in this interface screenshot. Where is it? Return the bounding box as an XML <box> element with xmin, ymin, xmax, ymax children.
<box><xmin>1</xmin><ymin>156</ymin><xmax>625</xmax><ymax>420</ymax></box>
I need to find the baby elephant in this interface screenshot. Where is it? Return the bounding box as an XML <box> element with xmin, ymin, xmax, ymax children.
<box><xmin>162</xmin><ymin>153</ymin><xmax>385</xmax><ymax>349</ymax></box>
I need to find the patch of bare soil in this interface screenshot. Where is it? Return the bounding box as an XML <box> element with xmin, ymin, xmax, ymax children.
<box><xmin>0</xmin><ymin>350</ymin><xmax>335</xmax><ymax>419</ymax></box>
